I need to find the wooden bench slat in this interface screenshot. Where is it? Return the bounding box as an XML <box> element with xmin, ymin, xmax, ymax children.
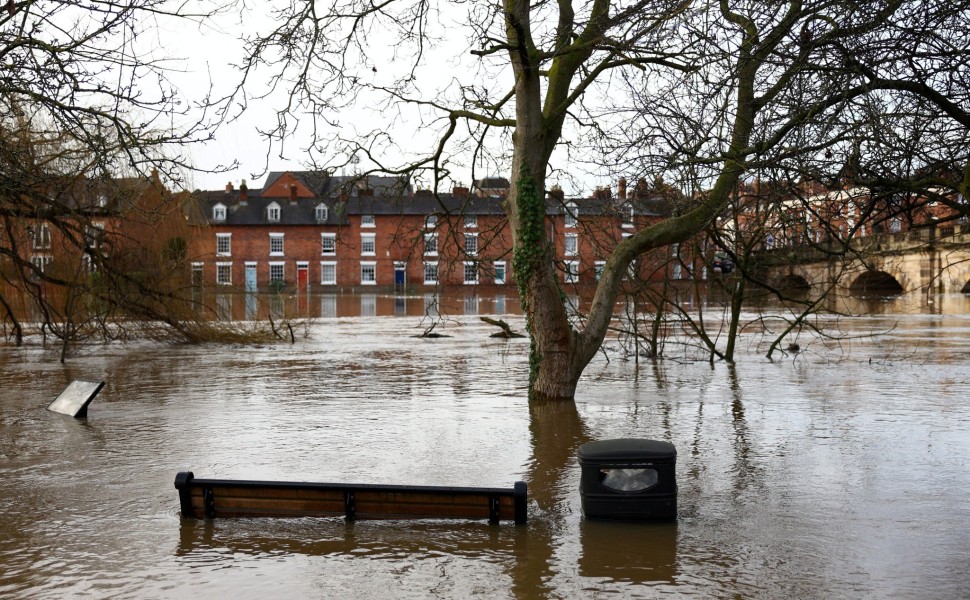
<box><xmin>174</xmin><ymin>472</ymin><xmax>527</xmax><ymax>524</ymax></box>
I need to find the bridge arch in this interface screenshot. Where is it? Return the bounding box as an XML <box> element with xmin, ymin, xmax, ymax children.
<box><xmin>775</xmin><ymin>273</ymin><xmax>811</xmax><ymax>294</ymax></box>
<box><xmin>848</xmin><ymin>270</ymin><xmax>904</xmax><ymax>296</ymax></box>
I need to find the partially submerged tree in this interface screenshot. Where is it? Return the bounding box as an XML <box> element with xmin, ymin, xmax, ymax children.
<box><xmin>0</xmin><ymin>0</ymin><xmax>242</xmax><ymax>349</ymax></box>
<box><xmin>230</xmin><ymin>0</ymin><xmax>970</xmax><ymax>400</ymax></box>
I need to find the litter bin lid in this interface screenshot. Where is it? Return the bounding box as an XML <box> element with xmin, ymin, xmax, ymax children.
<box><xmin>578</xmin><ymin>438</ymin><xmax>676</xmax><ymax>462</ymax></box>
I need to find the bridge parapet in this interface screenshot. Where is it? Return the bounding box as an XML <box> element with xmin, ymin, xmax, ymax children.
<box><xmin>755</xmin><ymin>222</ymin><xmax>970</xmax><ymax>295</ymax></box>
<box><xmin>755</xmin><ymin>222</ymin><xmax>970</xmax><ymax>267</ymax></box>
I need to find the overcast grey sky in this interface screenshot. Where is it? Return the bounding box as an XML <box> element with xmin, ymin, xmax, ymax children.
<box><xmin>157</xmin><ymin>2</ymin><xmax>608</xmax><ymax>195</ymax></box>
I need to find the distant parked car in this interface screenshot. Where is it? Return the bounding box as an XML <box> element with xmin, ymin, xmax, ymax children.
<box><xmin>711</xmin><ymin>253</ymin><xmax>734</xmax><ymax>275</ymax></box>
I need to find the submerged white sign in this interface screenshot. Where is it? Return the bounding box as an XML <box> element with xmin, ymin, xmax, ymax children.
<box><xmin>47</xmin><ymin>380</ymin><xmax>105</xmax><ymax>418</ymax></box>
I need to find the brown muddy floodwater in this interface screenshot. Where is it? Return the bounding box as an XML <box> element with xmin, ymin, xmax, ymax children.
<box><xmin>2</xmin><ymin>292</ymin><xmax>970</xmax><ymax>599</ymax></box>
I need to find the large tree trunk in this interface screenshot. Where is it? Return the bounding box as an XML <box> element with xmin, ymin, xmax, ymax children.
<box><xmin>502</xmin><ymin>0</ymin><xmax>758</xmax><ymax>402</ymax></box>
<box><xmin>508</xmin><ymin>139</ymin><xmax>587</xmax><ymax>401</ymax></box>
<box><xmin>502</xmin><ymin>0</ymin><xmax>591</xmax><ymax>401</ymax></box>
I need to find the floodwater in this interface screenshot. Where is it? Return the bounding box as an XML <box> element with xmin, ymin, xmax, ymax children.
<box><xmin>2</xmin><ymin>292</ymin><xmax>970</xmax><ymax>599</ymax></box>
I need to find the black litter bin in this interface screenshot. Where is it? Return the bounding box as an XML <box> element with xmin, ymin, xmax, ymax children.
<box><xmin>578</xmin><ymin>438</ymin><xmax>677</xmax><ymax>520</ymax></box>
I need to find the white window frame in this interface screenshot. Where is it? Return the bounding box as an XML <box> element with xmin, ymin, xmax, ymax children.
<box><xmin>212</xmin><ymin>203</ymin><xmax>227</xmax><ymax>222</ymax></box>
<box><xmin>423</xmin><ymin>261</ymin><xmax>439</xmax><ymax>284</ymax></box>
<box><xmin>425</xmin><ymin>215</ymin><xmax>437</xmax><ymax>229</ymax></box>
<box><xmin>216</xmin><ymin>233</ymin><xmax>231</xmax><ymax>256</ymax></box>
<box><xmin>269</xmin><ymin>261</ymin><xmax>285</xmax><ymax>284</ymax></box>
<box><xmin>216</xmin><ymin>262</ymin><xmax>232</xmax><ymax>285</ymax></box>
<box><xmin>464</xmin><ymin>214</ymin><xmax>478</xmax><ymax>228</ymax></box>
<box><xmin>321</xmin><ymin>232</ymin><xmax>336</xmax><ymax>255</ymax></box>
<box><xmin>564</xmin><ymin>202</ymin><xmax>578</xmax><ymax>228</ymax></box>
<box><xmin>360</xmin><ymin>261</ymin><xmax>377</xmax><ymax>285</ymax></box>
<box><xmin>320</xmin><ymin>261</ymin><xmax>337</xmax><ymax>285</ymax></box>
<box><xmin>424</xmin><ymin>233</ymin><xmax>438</xmax><ymax>256</ymax></box>
<box><xmin>464</xmin><ymin>232</ymin><xmax>478</xmax><ymax>256</ymax></box>
<box><xmin>31</xmin><ymin>254</ymin><xmax>53</xmax><ymax>273</ymax></box>
<box><xmin>463</xmin><ymin>261</ymin><xmax>479</xmax><ymax>285</ymax></box>
<box><xmin>564</xmin><ymin>233</ymin><xmax>578</xmax><ymax>256</ymax></box>
<box><xmin>315</xmin><ymin>203</ymin><xmax>328</xmax><ymax>223</ymax></box>
<box><xmin>85</xmin><ymin>222</ymin><xmax>105</xmax><ymax>250</ymax></box>
<box><xmin>361</xmin><ymin>233</ymin><xmax>376</xmax><ymax>256</ymax></box>
<box><xmin>32</xmin><ymin>223</ymin><xmax>51</xmax><ymax>250</ymax></box>
<box><xmin>622</xmin><ymin>204</ymin><xmax>635</xmax><ymax>228</ymax></box>
<box><xmin>266</xmin><ymin>202</ymin><xmax>281</xmax><ymax>222</ymax></box>
<box><xmin>594</xmin><ymin>260</ymin><xmax>606</xmax><ymax>281</ymax></box>
<box><xmin>624</xmin><ymin>234</ymin><xmax>637</xmax><ymax>280</ymax></box>
<box><xmin>494</xmin><ymin>260</ymin><xmax>507</xmax><ymax>285</ymax></box>
<box><xmin>360</xmin><ymin>214</ymin><xmax>376</xmax><ymax>228</ymax></box>
<box><xmin>269</xmin><ymin>232</ymin><xmax>284</xmax><ymax>256</ymax></box>
<box><xmin>564</xmin><ymin>260</ymin><xmax>580</xmax><ymax>283</ymax></box>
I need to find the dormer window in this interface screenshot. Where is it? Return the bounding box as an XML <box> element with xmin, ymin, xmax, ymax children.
<box><xmin>213</xmin><ymin>203</ymin><xmax>227</xmax><ymax>222</ymax></box>
<box><xmin>267</xmin><ymin>202</ymin><xmax>281</xmax><ymax>222</ymax></box>
<box><xmin>622</xmin><ymin>203</ymin><xmax>634</xmax><ymax>228</ymax></box>
<box><xmin>426</xmin><ymin>215</ymin><xmax>437</xmax><ymax>229</ymax></box>
<box><xmin>361</xmin><ymin>214</ymin><xmax>375</xmax><ymax>227</ymax></box>
<box><xmin>564</xmin><ymin>202</ymin><xmax>578</xmax><ymax>228</ymax></box>
<box><xmin>464</xmin><ymin>215</ymin><xmax>477</xmax><ymax>228</ymax></box>
<box><xmin>315</xmin><ymin>203</ymin><xmax>328</xmax><ymax>223</ymax></box>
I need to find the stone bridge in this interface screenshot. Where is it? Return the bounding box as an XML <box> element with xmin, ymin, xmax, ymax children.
<box><xmin>755</xmin><ymin>223</ymin><xmax>970</xmax><ymax>296</ymax></box>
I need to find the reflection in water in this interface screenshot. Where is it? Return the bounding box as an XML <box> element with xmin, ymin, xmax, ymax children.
<box><xmin>3</xmin><ymin>304</ymin><xmax>970</xmax><ymax>598</ymax></box>
<box><xmin>578</xmin><ymin>520</ymin><xmax>677</xmax><ymax>583</ymax></box>
<box><xmin>177</xmin><ymin>518</ymin><xmax>525</xmax><ymax>564</ymax></box>
<box><xmin>245</xmin><ymin>293</ymin><xmax>258</xmax><ymax>320</ymax></box>
<box><xmin>215</xmin><ymin>293</ymin><xmax>232</xmax><ymax>321</ymax></box>
<box><xmin>510</xmin><ymin>399</ymin><xmax>592</xmax><ymax>598</ymax></box>
<box><xmin>360</xmin><ymin>294</ymin><xmax>376</xmax><ymax>317</ymax></box>
<box><xmin>197</xmin><ymin>284</ymin><xmax>970</xmax><ymax>323</ymax></box>
<box><xmin>320</xmin><ymin>294</ymin><xmax>336</xmax><ymax>318</ymax></box>
<box><xmin>463</xmin><ymin>294</ymin><xmax>479</xmax><ymax>315</ymax></box>
<box><xmin>269</xmin><ymin>293</ymin><xmax>284</xmax><ymax>320</ymax></box>
<box><xmin>424</xmin><ymin>293</ymin><xmax>440</xmax><ymax>319</ymax></box>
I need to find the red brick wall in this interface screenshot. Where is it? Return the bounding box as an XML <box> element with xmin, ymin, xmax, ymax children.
<box><xmin>188</xmin><ymin>208</ymin><xmax>671</xmax><ymax>291</ymax></box>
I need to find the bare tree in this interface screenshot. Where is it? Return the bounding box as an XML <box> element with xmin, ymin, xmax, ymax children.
<box><xmin>228</xmin><ymin>0</ymin><xmax>970</xmax><ymax>401</ymax></box>
<box><xmin>0</xmin><ymin>0</ymin><xmax>239</xmax><ymax>350</ymax></box>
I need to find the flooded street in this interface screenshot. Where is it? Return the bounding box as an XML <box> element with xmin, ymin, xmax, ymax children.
<box><xmin>2</xmin><ymin>294</ymin><xmax>970</xmax><ymax>598</ymax></box>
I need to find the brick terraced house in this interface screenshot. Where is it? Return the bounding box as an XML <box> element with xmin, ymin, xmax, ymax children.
<box><xmin>187</xmin><ymin>171</ymin><xmax>675</xmax><ymax>293</ymax></box>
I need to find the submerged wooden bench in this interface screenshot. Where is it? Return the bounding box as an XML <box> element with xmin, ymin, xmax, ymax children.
<box><xmin>174</xmin><ymin>472</ymin><xmax>528</xmax><ymax>524</ymax></box>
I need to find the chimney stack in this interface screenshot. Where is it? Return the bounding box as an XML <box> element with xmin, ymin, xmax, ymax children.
<box><xmin>289</xmin><ymin>184</ymin><xmax>298</xmax><ymax>205</ymax></box>
<box><xmin>593</xmin><ymin>186</ymin><xmax>611</xmax><ymax>201</ymax></box>
<box><xmin>618</xmin><ymin>177</ymin><xmax>627</xmax><ymax>201</ymax></box>
<box><xmin>239</xmin><ymin>180</ymin><xmax>248</xmax><ymax>205</ymax></box>
<box><xmin>225</xmin><ymin>181</ymin><xmax>234</xmax><ymax>194</ymax></box>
